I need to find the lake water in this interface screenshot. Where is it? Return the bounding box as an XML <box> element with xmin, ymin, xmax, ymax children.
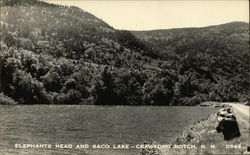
<box><xmin>0</xmin><ymin>105</ymin><xmax>218</xmax><ymax>155</ymax></box>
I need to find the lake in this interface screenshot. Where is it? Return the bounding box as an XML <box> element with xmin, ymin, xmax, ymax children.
<box><xmin>0</xmin><ymin>105</ymin><xmax>218</xmax><ymax>155</ymax></box>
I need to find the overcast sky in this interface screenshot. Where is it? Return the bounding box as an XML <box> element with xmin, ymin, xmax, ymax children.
<box><xmin>43</xmin><ymin>0</ymin><xmax>249</xmax><ymax>30</ymax></box>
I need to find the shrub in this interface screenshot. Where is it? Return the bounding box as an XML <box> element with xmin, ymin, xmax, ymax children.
<box><xmin>54</xmin><ymin>90</ymin><xmax>82</xmax><ymax>104</ymax></box>
<box><xmin>0</xmin><ymin>93</ymin><xmax>17</xmax><ymax>104</ymax></box>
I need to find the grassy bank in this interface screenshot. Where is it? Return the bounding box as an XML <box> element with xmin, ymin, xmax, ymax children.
<box><xmin>140</xmin><ymin>110</ymin><xmax>249</xmax><ymax>155</ymax></box>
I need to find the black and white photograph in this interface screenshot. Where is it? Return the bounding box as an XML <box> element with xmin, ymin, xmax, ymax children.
<box><xmin>0</xmin><ymin>0</ymin><xmax>249</xmax><ymax>154</ymax></box>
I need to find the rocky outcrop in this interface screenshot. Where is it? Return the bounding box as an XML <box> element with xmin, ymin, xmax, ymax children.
<box><xmin>216</xmin><ymin>104</ymin><xmax>241</xmax><ymax>140</ymax></box>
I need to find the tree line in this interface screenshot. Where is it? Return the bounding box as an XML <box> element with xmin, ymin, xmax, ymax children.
<box><xmin>0</xmin><ymin>0</ymin><xmax>249</xmax><ymax>105</ymax></box>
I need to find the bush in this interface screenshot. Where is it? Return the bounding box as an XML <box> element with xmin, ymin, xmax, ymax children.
<box><xmin>54</xmin><ymin>90</ymin><xmax>82</xmax><ymax>104</ymax></box>
<box><xmin>178</xmin><ymin>96</ymin><xmax>202</xmax><ymax>106</ymax></box>
<box><xmin>0</xmin><ymin>93</ymin><xmax>17</xmax><ymax>104</ymax></box>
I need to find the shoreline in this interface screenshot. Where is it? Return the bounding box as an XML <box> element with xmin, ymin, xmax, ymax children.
<box><xmin>140</xmin><ymin>103</ymin><xmax>249</xmax><ymax>155</ymax></box>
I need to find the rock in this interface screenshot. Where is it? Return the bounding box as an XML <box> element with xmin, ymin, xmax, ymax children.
<box><xmin>216</xmin><ymin>106</ymin><xmax>241</xmax><ymax>140</ymax></box>
<box><xmin>216</xmin><ymin>118</ymin><xmax>241</xmax><ymax>140</ymax></box>
<box><xmin>245</xmin><ymin>101</ymin><xmax>250</xmax><ymax>106</ymax></box>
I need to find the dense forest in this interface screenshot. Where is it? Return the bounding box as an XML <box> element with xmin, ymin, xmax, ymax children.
<box><xmin>0</xmin><ymin>0</ymin><xmax>249</xmax><ymax>105</ymax></box>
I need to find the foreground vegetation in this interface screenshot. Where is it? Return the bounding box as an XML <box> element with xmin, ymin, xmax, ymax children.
<box><xmin>0</xmin><ymin>0</ymin><xmax>249</xmax><ymax>105</ymax></box>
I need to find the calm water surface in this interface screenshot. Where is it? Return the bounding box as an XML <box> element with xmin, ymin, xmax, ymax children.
<box><xmin>0</xmin><ymin>105</ymin><xmax>218</xmax><ymax>155</ymax></box>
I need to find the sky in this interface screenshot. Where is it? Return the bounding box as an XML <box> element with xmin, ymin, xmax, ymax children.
<box><xmin>43</xmin><ymin>0</ymin><xmax>249</xmax><ymax>30</ymax></box>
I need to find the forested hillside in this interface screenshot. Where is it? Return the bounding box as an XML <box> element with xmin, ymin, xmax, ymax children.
<box><xmin>0</xmin><ymin>0</ymin><xmax>249</xmax><ymax>105</ymax></box>
<box><xmin>131</xmin><ymin>22</ymin><xmax>250</xmax><ymax>104</ymax></box>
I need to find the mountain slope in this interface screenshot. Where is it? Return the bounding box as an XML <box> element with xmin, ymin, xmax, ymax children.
<box><xmin>131</xmin><ymin>22</ymin><xmax>249</xmax><ymax>56</ymax></box>
<box><xmin>0</xmin><ymin>0</ymin><xmax>249</xmax><ymax>105</ymax></box>
<box><xmin>131</xmin><ymin>22</ymin><xmax>250</xmax><ymax>104</ymax></box>
<box><xmin>0</xmin><ymin>0</ymin><xmax>160</xmax><ymax>105</ymax></box>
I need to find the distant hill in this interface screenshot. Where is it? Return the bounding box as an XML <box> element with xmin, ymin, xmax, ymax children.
<box><xmin>131</xmin><ymin>21</ymin><xmax>249</xmax><ymax>57</ymax></box>
<box><xmin>0</xmin><ymin>0</ymin><xmax>249</xmax><ymax>105</ymax></box>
